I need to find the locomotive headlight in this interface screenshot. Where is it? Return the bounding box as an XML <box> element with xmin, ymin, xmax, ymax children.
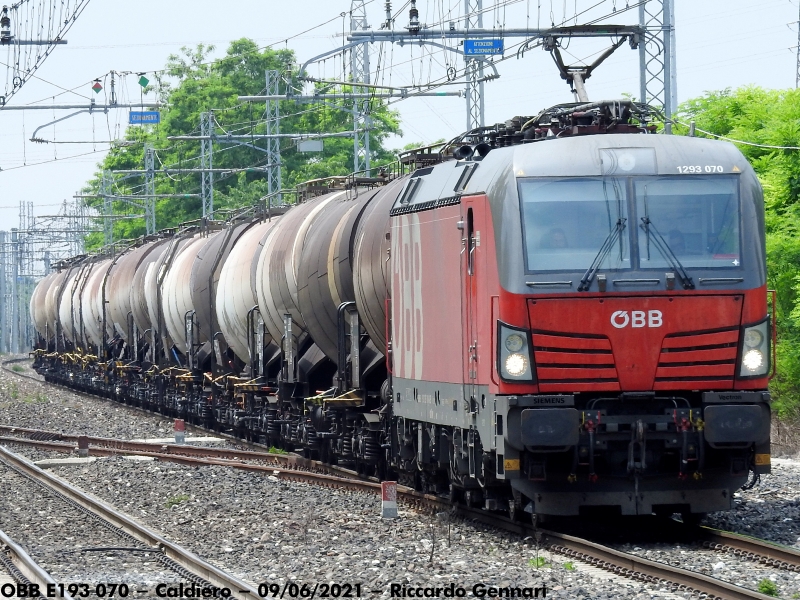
<box><xmin>505</xmin><ymin>334</ymin><xmax>525</xmax><ymax>352</ymax></box>
<box><xmin>739</xmin><ymin>318</ymin><xmax>770</xmax><ymax>378</ymax></box>
<box><xmin>498</xmin><ymin>322</ymin><xmax>535</xmax><ymax>382</ymax></box>
<box><xmin>742</xmin><ymin>349</ymin><xmax>764</xmax><ymax>372</ymax></box>
<box><xmin>505</xmin><ymin>353</ymin><xmax>528</xmax><ymax>376</ymax></box>
<box><xmin>744</xmin><ymin>329</ymin><xmax>763</xmax><ymax>348</ymax></box>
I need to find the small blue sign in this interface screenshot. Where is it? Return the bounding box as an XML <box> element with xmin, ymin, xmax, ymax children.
<box><xmin>129</xmin><ymin>111</ymin><xmax>161</xmax><ymax>125</ymax></box>
<box><xmin>464</xmin><ymin>39</ymin><xmax>504</xmax><ymax>56</ymax></box>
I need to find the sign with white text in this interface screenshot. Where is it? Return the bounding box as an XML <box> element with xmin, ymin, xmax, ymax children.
<box><xmin>464</xmin><ymin>39</ymin><xmax>504</xmax><ymax>55</ymax></box>
<box><xmin>129</xmin><ymin>111</ymin><xmax>161</xmax><ymax>125</ymax></box>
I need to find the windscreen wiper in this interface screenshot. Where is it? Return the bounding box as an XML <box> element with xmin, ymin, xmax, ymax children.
<box><xmin>639</xmin><ymin>217</ymin><xmax>695</xmax><ymax>289</ymax></box>
<box><xmin>578</xmin><ymin>218</ymin><xmax>626</xmax><ymax>292</ymax></box>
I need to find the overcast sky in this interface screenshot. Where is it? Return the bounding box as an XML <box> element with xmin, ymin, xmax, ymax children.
<box><xmin>0</xmin><ymin>0</ymin><xmax>796</xmax><ymax>235</ymax></box>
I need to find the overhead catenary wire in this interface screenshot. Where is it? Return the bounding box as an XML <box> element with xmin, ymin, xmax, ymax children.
<box><xmin>671</xmin><ymin>118</ymin><xmax>800</xmax><ymax>150</ymax></box>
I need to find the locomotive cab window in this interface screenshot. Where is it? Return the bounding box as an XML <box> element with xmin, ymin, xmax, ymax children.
<box><xmin>635</xmin><ymin>176</ymin><xmax>740</xmax><ymax>270</ymax></box>
<box><xmin>519</xmin><ymin>177</ymin><xmax>630</xmax><ymax>273</ymax></box>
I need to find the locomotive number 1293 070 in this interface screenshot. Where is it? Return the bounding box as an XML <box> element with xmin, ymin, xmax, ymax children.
<box><xmin>677</xmin><ymin>165</ymin><xmax>724</xmax><ymax>173</ymax></box>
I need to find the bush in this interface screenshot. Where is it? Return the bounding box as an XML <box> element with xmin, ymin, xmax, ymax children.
<box><xmin>757</xmin><ymin>578</ymin><xmax>779</xmax><ymax>597</ymax></box>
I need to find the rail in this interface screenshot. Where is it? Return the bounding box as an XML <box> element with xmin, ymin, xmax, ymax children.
<box><xmin>1</xmin><ymin>357</ymin><xmax>782</xmax><ymax>599</ymax></box>
<box><xmin>0</xmin><ymin>446</ymin><xmax>260</xmax><ymax>600</ymax></box>
<box><xmin>0</xmin><ymin>528</ymin><xmax>75</xmax><ymax>599</ymax></box>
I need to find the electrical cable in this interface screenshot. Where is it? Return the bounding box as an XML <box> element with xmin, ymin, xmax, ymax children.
<box><xmin>671</xmin><ymin>118</ymin><xmax>800</xmax><ymax>150</ymax></box>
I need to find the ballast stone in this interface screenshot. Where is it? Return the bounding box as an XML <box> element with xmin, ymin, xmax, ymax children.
<box><xmin>34</xmin><ymin>456</ymin><xmax>98</xmax><ymax>468</ymax></box>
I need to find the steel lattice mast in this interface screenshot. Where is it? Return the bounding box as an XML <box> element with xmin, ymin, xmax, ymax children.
<box><xmin>144</xmin><ymin>144</ymin><xmax>156</xmax><ymax>235</ymax></box>
<box><xmin>464</xmin><ymin>0</ymin><xmax>485</xmax><ymax>131</ymax></box>
<box><xmin>639</xmin><ymin>0</ymin><xmax>676</xmax><ymax>129</ymax></box>
<box><xmin>351</xmin><ymin>0</ymin><xmax>372</xmax><ymax>174</ymax></box>
<box><xmin>200</xmin><ymin>112</ymin><xmax>214</xmax><ymax>218</ymax></box>
<box><xmin>265</xmin><ymin>71</ymin><xmax>283</xmax><ymax>204</ymax></box>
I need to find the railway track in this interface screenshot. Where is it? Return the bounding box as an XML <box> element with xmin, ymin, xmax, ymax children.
<box><xmin>0</xmin><ymin>445</ymin><xmax>261</xmax><ymax>599</ymax></box>
<box><xmin>0</xmin><ymin>357</ymin><xmax>785</xmax><ymax>600</ymax></box>
<box><xmin>0</xmin><ymin>423</ymin><xmax>369</xmax><ymax>478</ymax></box>
<box><xmin>0</xmin><ymin>527</ymin><xmax>75</xmax><ymax>599</ymax></box>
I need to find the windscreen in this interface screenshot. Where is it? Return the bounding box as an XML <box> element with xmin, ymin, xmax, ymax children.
<box><xmin>636</xmin><ymin>176</ymin><xmax>740</xmax><ymax>269</ymax></box>
<box><xmin>519</xmin><ymin>178</ymin><xmax>630</xmax><ymax>272</ymax></box>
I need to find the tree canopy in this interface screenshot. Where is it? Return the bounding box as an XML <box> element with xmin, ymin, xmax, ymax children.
<box><xmin>84</xmin><ymin>39</ymin><xmax>401</xmax><ymax>247</ymax></box>
<box><xmin>678</xmin><ymin>86</ymin><xmax>800</xmax><ymax>416</ymax></box>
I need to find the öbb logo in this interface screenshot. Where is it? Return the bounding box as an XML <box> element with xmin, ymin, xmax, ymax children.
<box><xmin>610</xmin><ymin>310</ymin><xmax>663</xmax><ymax>329</ymax></box>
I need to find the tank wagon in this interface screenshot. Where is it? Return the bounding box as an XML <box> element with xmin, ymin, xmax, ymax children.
<box><xmin>31</xmin><ymin>101</ymin><xmax>773</xmax><ymax>519</ymax></box>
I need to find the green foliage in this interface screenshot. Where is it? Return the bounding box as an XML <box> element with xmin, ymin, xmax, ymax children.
<box><xmin>165</xmin><ymin>494</ymin><xmax>191</xmax><ymax>508</ymax></box>
<box><xmin>86</xmin><ymin>39</ymin><xmax>401</xmax><ymax>248</ymax></box>
<box><xmin>562</xmin><ymin>561</ymin><xmax>575</xmax><ymax>571</ymax></box>
<box><xmin>757</xmin><ymin>578</ymin><xmax>779</xmax><ymax>597</ymax></box>
<box><xmin>22</xmin><ymin>392</ymin><xmax>46</xmax><ymax>404</ymax></box>
<box><xmin>678</xmin><ymin>86</ymin><xmax>800</xmax><ymax>415</ymax></box>
<box><xmin>267</xmin><ymin>446</ymin><xmax>288</xmax><ymax>455</ymax></box>
<box><xmin>527</xmin><ymin>556</ymin><xmax>549</xmax><ymax>569</ymax></box>
<box><xmin>11</xmin><ymin>365</ymin><xmax>24</xmax><ymax>373</ymax></box>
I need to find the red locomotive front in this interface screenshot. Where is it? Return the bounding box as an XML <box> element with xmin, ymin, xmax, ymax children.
<box><xmin>390</xmin><ymin>111</ymin><xmax>770</xmax><ymax>518</ymax></box>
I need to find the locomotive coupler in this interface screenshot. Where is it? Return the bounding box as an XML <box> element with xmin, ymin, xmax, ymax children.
<box><xmin>627</xmin><ymin>418</ymin><xmax>647</xmax><ymax>474</ymax></box>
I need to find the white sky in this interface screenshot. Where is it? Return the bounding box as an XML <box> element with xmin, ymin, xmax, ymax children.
<box><xmin>0</xmin><ymin>0</ymin><xmax>796</xmax><ymax>235</ymax></box>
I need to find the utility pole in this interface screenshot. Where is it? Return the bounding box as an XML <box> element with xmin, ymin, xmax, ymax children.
<box><xmin>796</xmin><ymin>0</ymin><xmax>800</xmax><ymax>88</ymax></box>
<box><xmin>464</xmin><ymin>0</ymin><xmax>485</xmax><ymax>131</ymax></box>
<box><xmin>200</xmin><ymin>111</ymin><xmax>214</xmax><ymax>218</ymax></box>
<box><xmin>639</xmin><ymin>0</ymin><xmax>676</xmax><ymax>131</ymax></box>
<box><xmin>144</xmin><ymin>144</ymin><xmax>157</xmax><ymax>235</ymax></box>
<box><xmin>10</xmin><ymin>228</ymin><xmax>18</xmax><ymax>354</ymax></box>
<box><xmin>0</xmin><ymin>231</ymin><xmax>6</xmax><ymax>353</ymax></box>
<box><xmin>265</xmin><ymin>71</ymin><xmax>283</xmax><ymax>204</ymax></box>
<box><xmin>102</xmin><ymin>171</ymin><xmax>113</xmax><ymax>247</ymax></box>
<box><xmin>351</xmin><ymin>0</ymin><xmax>372</xmax><ymax>173</ymax></box>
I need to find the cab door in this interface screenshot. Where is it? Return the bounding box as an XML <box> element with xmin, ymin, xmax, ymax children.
<box><xmin>461</xmin><ymin>199</ymin><xmax>485</xmax><ymax>415</ymax></box>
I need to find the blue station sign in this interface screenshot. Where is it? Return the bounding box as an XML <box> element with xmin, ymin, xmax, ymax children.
<box><xmin>464</xmin><ymin>39</ymin><xmax>504</xmax><ymax>56</ymax></box>
<box><xmin>129</xmin><ymin>111</ymin><xmax>161</xmax><ymax>125</ymax></box>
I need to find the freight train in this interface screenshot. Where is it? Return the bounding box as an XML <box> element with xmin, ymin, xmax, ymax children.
<box><xmin>30</xmin><ymin>100</ymin><xmax>773</xmax><ymax>520</ymax></box>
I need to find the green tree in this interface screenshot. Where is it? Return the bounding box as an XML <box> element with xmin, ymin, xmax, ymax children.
<box><xmin>84</xmin><ymin>39</ymin><xmax>401</xmax><ymax>244</ymax></box>
<box><xmin>678</xmin><ymin>86</ymin><xmax>800</xmax><ymax>414</ymax></box>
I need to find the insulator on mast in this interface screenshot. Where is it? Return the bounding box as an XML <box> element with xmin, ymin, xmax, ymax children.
<box><xmin>407</xmin><ymin>0</ymin><xmax>420</xmax><ymax>34</ymax></box>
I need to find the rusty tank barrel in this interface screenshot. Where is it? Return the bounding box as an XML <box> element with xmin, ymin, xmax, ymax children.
<box><xmin>81</xmin><ymin>258</ymin><xmax>112</xmax><ymax>347</ymax></box>
<box><xmin>107</xmin><ymin>241</ymin><xmax>163</xmax><ymax>341</ymax></box>
<box><xmin>216</xmin><ymin>218</ymin><xmax>281</xmax><ymax>364</ymax></box>
<box><xmin>352</xmin><ymin>177</ymin><xmax>407</xmax><ymax>353</ymax></box>
<box><xmin>144</xmin><ymin>234</ymin><xmax>196</xmax><ymax>353</ymax></box>
<box><xmin>130</xmin><ymin>239</ymin><xmax>171</xmax><ymax>342</ymax></box>
<box><xmin>296</xmin><ymin>188</ymin><xmax>384</xmax><ymax>364</ymax></box>
<box><xmin>44</xmin><ymin>269</ymin><xmax>67</xmax><ymax>338</ymax></box>
<box><xmin>255</xmin><ymin>193</ymin><xmax>343</xmax><ymax>348</ymax></box>
<box><xmin>189</xmin><ymin>221</ymin><xmax>252</xmax><ymax>360</ymax></box>
<box><xmin>30</xmin><ymin>272</ymin><xmax>57</xmax><ymax>339</ymax></box>
<box><xmin>162</xmin><ymin>233</ymin><xmax>211</xmax><ymax>353</ymax></box>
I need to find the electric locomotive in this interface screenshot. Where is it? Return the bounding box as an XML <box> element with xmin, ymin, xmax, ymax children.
<box><xmin>30</xmin><ymin>100</ymin><xmax>771</xmax><ymax>520</ymax></box>
<box><xmin>387</xmin><ymin>101</ymin><xmax>771</xmax><ymax>518</ymax></box>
